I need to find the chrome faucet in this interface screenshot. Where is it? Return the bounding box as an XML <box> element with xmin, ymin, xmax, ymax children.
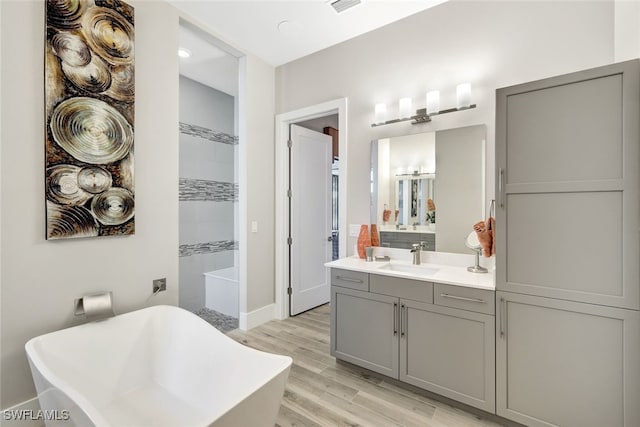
<box><xmin>410</xmin><ymin>241</ymin><xmax>428</xmax><ymax>265</ymax></box>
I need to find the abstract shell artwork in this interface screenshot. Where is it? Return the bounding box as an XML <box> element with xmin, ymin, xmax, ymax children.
<box><xmin>45</xmin><ymin>0</ymin><xmax>135</xmax><ymax>240</ymax></box>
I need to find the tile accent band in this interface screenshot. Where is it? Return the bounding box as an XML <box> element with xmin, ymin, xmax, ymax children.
<box><xmin>179</xmin><ymin>178</ymin><xmax>238</xmax><ymax>202</ymax></box>
<box><xmin>179</xmin><ymin>240</ymin><xmax>239</xmax><ymax>257</ymax></box>
<box><xmin>179</xmin><ymin>122</ymin><xmax>239</xmax><ymax>145</ymax></box>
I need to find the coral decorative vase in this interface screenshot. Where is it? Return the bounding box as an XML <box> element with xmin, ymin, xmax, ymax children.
<box><xmin>357</xmin><ymin>225</ymin><xmax>371</xmax><ymax>259</ymax></box>
<box><xmin>370</xmin><ymin>224</ymin><xmax>380</xmax><ymax>247</ymax></box>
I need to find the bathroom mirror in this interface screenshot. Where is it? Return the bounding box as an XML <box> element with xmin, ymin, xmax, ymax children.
<box><xmin>371</xmin><ymin>124</ymin><xmax>486</xmax><ymax>254</ymax></box>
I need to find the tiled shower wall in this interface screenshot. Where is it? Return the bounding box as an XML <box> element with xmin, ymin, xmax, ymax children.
<box><xmin>179</xmin><ymin>76</ymin><xmax>238</xmax><ymax>312</ymax></box>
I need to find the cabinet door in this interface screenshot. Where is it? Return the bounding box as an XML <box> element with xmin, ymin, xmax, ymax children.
<box><xmin>496</xmin><ymin>291</ymin><xmax>640</xmax><ymax>427</ymax></box>
<box><xmin>495</xmin><ymin>60</ymin><xmax>639</xmax><ymax>309</ymax></box>
<box><xmin>399</xmin><ymin>299</ymin><xmax>495</xmax><ymax>412</ymax></box>
<box><xmin>330</xmin><ymin>286</ymin><xmax>399</xmax><ymax>378</ymax></box>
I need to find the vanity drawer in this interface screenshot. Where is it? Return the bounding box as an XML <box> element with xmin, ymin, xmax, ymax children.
<box><xmin>331</xmin><ymin>269</ymin><xmax>369</xmax><ymax>291</ymax></box>
<box><xmin>370</xmin><ymin>274</ymin><xmax>433</xmax><ymax>303</ymax></box>
<box><xmin>434</xmin><ymin>283</ymin><xmax>495</xmax><ymax>315</ymax></box>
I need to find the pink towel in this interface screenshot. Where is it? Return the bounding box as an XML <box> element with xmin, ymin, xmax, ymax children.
<box><xmin>473</xmin><ymin>217</ymin><xmax>495</xmax><ymax>257</ymax></box>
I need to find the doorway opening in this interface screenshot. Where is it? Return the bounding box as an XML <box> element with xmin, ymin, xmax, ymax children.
<box><xmin>294</xmin><ymin>115</ymin><xmax>340</xmax><ymax>263</ymax></box>
<box><xmin>275</xmin><ymin>98</ymin><xmax>348</xmax><ymax>319</ymax></box>
<box><xmin>177</xmin><ymin>20</ymin><xmax>241</xmax><ymax>333</ymax></box>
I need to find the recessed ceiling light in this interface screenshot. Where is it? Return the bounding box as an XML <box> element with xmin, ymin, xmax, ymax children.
<box><xmin>178</xmin><ymin>47</ymin><xmax>192</xmax><ymax>59</ymax></box>
<box><xmin>277</xmin><ymin>20</ymin><xmax>300</xmax><ymax>36</ymax></box>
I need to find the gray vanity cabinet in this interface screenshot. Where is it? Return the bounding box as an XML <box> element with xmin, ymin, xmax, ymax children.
<box><xmin>331</xmin><ymin>269</ymin><xmax>496</xmax><ymax>412</ymax></box>
<box><xmin>400</xmin><ymin>299</ymin><xmax>495</xmax><ymax>412</ymax></box>
<box><xmin>496</xmin><ymin>291</ymin><xmax>640</xmax><ymax>427</ymax></box>
<box><xmin>330</xmin><ymin>286</ymin><xmax>399</xmax><ymax>377</ymax></box>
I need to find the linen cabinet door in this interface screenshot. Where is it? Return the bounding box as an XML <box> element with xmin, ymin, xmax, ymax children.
<box><xmin>399</xmin><ymin>299</ymin><xmax>495</xmax><ymax>412</ymax></box>
<box><xmin>330</xmin><ymin>286</ymin><xmax>399</xmax><ymax>378</ymax></box>
<box><xmin>496</xmin><ymin>291</ymin><xmax>640</xmax><ymax>427</ymax></box>
<box><xmin>495</xmin><ymin>60</ymin><xmax>640</xmax><ymax>309</ymax></box>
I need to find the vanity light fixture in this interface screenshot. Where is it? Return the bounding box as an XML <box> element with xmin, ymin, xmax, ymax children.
<box><xmin>372</xmin><ymin>84</ymin><xmax>476</xmax><ymax>127</ymax></box>
<box><xmin>178</xmin><ymin>47</ymin><xmax>192</xmax><ymax>59</ymax></box>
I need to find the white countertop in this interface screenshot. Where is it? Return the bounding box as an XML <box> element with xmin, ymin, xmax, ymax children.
<box><xmin>325</xmin><ymin>255</ymin><xmax>495</xmax><ymax>291</ymax></box>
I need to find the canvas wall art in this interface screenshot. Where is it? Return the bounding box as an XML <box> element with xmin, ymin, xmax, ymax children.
<box><xmin>45</xmin><ymin>0</ymin><xmax>135</xmax><ymax>240</ymax></box>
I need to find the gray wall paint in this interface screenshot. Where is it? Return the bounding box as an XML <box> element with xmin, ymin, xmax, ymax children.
<box><xmin>179</xmin><ymin>75</ymin><xmax>237</xmax><ymax>312</ymax></box>
<box><xmin>275</xmin><ymin>0</ymin><xmax>615</xmax><ymax>255</ymax></box>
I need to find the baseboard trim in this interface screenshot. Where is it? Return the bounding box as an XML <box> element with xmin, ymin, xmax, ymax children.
<box><xmin>239</xmin><ymin>303</ymin><xmax>276</xmax><ymax>330</ymax></box>
<box><xmin>1</xmin><ymin>397</ymin><xmax>43</xmax><ymax>427</ymax></box>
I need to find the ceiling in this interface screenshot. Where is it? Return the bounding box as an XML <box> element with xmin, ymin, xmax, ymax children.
<box><xmin>170</xmin><ymin>0</ymin><xmax>449</xmax><ymax>67</ymax></box>
<box><xmin>179</xmin><ymin>23</ymin><xmax>239</xmax><ymax>96</ymax></box>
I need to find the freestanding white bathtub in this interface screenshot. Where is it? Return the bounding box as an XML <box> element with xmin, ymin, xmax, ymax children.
<box><xmin>25</xmin><ymin>305</ymin><xmax>291</xmax><ymax>427</ymax></box>
<box><xmin>204</xmin><ymin>266</ymin><xmax>239</xmax><ymax>318</ymax></box>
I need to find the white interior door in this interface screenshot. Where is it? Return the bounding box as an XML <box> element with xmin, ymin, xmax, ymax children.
<box><xmin>290</xmin><ymin>124</ymin><xmax>332</xmax><ymax>315</ymax></box>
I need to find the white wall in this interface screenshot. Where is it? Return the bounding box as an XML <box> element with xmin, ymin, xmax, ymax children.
<box><xmin>389</xmin><ymin>133</ymin><xmax>435</xmax><ymax>175</ymax></box>
<box><xmin>0</xmin><ymin>0</ymin><xmax>180</xmax><ymax>408</ymax></box>
<box><xmin>0</xmin><ymin>0</ymin><xmax>277</xmax><ymax>409</ymax></box>
<box><xmin>276</xmin><ymin>0</ymin><xmax>617</xmax><ymax>254</ymax></box>
<box><xmin>615</xmin><ymin>0</ymin><xmax>640</xmax><ymax>61</ymax></box>
<box><xmin>240</xmin><ymin>55</ymin><xmax>276</xmax><ymax>312</ymax></box>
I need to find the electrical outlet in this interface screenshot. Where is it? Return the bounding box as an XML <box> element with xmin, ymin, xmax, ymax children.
<box><xmin>153</xmin><ymin>278</ymin><xmax>166</xmax><ymax>294</ymax></box>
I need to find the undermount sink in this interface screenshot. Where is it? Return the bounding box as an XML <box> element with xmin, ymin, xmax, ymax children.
<box><xmin>377</xmin><ymin>263</ymin><xmax>439</xmax><ymax>277</ymax></box>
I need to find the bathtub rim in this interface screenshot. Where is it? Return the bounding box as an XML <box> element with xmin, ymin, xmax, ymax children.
<box><xmin>25</xmin><ymin>304</ymin><xmax>292</xmax><ymax>427</ymax></box>
<box><xmin>202</xmin><ymin>265</ymin><xmax>239</xmax><ymax>282</ymax></box>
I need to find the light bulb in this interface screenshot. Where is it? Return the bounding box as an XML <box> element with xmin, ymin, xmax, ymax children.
<box><xmin>426</xmin><ymin>90</ymin><xmax>440</xmax><ymax>115</ymax></box>
<box><xmin>374</xmin><ymin>103</ymin><xmax>387</xmax><ymax>124</ymax></box>
<box><xmin>399</xmin><ymin>97</ymin><xmax>412</xmax><ymax>119</ymax></box>
<box><xmin>456</xmin><ymin>83</ymin><xmax>471</xmax><ymax>109</ymax></box>
<box><xmin>178</xmin><ymin>47</ymin><xmax>192</xmax><ymax>58</ymax></box>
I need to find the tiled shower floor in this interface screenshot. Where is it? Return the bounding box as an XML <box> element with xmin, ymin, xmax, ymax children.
<box><xmin>193</xmin><ymin>307</ymin><xmax>238</xmax><ymax>333</ymax></box>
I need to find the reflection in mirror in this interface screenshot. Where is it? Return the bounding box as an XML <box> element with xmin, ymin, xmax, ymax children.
<box><xmin>371</xmin><ymin>124</ymin><xmax>486</xmax><ymax>254</ymax></box>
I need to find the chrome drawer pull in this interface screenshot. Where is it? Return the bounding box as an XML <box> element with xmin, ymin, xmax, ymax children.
<box><xmin>500</xmin><ymin>298</ymin><xmax>506</xmax><ymax>338</ymax></box>
<box><xmin>336</xmin><ymin>276</ymin><xmax>363</xmax><ymax>284</ymax></box>
<box><xmin>499</xmin><ymin>168</ymin><xmax>505</xmax><ymax>209</ymax></box>
<box><xmin>440</xmin><ymin>293</ymin><xmax>486</xmax><ymax>304</ymax></box>
<box><xmin>393</xmin><ymin>302</ymin><xmax>398</xmax><ymax>336</ymax></box>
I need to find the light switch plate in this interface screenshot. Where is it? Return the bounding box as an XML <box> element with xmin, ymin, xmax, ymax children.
<box><xmin>251</xmin><ymin>221</ymin><xmax>258</xmax><ymax>233</ymax></box>
<box><xmin>349</xmin><ymin>224</ymin><xmax>361</xmax><ymax>237</ymax></box>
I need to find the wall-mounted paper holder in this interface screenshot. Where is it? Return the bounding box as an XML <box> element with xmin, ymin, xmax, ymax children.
<box><xmin>74</xmin><ymin>291</ymin><xmax>114</xmax><ymax>321</ymax></box>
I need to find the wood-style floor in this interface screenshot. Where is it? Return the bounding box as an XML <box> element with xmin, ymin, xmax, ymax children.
<box><xmin>227</xmin><ymin>304</ymin><xmax>506</xmax><ymax>427</ymax></box>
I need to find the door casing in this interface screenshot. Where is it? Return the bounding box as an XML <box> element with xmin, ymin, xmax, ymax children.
<box><xmin>275</xmin><ymin>98</ymin><xmax>348</xmax><ymax>320</ymax></box>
